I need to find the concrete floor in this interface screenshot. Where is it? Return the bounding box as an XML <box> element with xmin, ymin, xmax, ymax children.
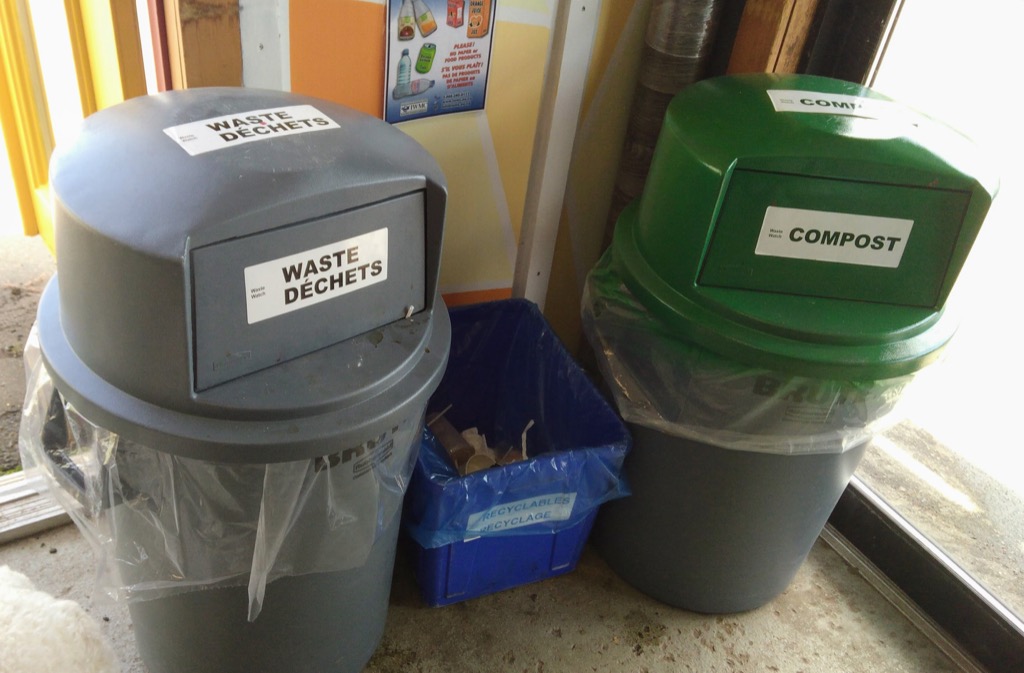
<box><xmin>1</xmin><ymin>521</ymin><xmax>965</xmax><ymax>673</ymax></box>
<box><xmin>0</xmin><ymin>232</ymin><xmax>54</xmax><ymax>473</ymax></box>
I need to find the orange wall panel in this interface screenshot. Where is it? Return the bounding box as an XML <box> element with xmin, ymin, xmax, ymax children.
<box><xmin>290</xmin><ymin>0</ymin><xmax>386</xmax><ymax>117</ymax></box>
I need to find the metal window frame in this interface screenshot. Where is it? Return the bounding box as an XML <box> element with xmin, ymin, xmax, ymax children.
<box><xmin>830</xmin><ymin>478</ymin><xmax>1024</xmax><ymax>672</ymax></box>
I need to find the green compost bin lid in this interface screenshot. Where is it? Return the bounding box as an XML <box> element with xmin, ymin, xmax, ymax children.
<box><xmin>612</xmin><ymin>73</ymin><xmax>999</xmax><ymax>380</ymax></box>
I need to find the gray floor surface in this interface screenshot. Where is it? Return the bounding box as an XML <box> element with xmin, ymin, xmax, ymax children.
<box><xmin>2</xmin><ymin>522</ymin><xmax>967</xmax><ymax>673</ymax></box>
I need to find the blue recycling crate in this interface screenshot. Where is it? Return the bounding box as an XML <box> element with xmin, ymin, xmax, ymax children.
<box><xmin>411</xmin><ymin>511</ymin><xmax>599</xmax><ymax>607</ymax></box>
<box><xmin>403</xmin><ymin>299</ymin><xmax>630</xmax><ymax>606</ymax></box>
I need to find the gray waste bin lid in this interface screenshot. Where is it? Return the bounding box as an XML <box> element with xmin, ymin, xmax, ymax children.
<box><xmin>38</xmin><ymin>87</ymin><xmax>450</xmax><ymax>462</ymax></box>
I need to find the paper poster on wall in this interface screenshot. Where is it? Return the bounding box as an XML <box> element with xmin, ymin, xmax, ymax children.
<box><xmin>385</xmin><ymin>0</ymin><xmax>497</xmax><ymax>123</ymax></box>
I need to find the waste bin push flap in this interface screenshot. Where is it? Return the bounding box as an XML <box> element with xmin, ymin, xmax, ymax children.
<box><xmin>20</xmin><ymin>86</ymin><xmax>451</xmax><ymax>647</ymax></box>
<box><xmin>191</xmin><ymin>191</ymin><xmax>426</xmax><ymax>390</ymax></box>
<box><xmin>613</xmin><ymin>73</ymin><xmax>998</xmax><ymax>380</ymax></box>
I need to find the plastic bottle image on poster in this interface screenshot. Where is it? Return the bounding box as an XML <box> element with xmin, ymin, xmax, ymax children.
<box><xmin>385</xmin><ymin>0</ymin><xmax>497</xmax><ymax>123</ymax></box>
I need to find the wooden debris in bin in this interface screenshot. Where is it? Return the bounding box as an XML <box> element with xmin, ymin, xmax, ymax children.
<box><xmin>427</xmin><ymin>409</ymin><xmax>534</xmax><ymax>476</ymax></box>
<box><xmin>427</xmin><ymin>415</ymin><xmax>475</xmax><ymax>467</ymax></box>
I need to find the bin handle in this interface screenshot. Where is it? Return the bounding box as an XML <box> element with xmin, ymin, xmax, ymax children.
<box><xmin>39</xmin><ymin>388</ymin><xmax>91</xmax><ymax>508</ymax></box>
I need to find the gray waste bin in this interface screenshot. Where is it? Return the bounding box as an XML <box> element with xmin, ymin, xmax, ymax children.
<box><xmin>19</xmin><ymin>87</ymin><xmax>450</xmax><ymax>673</ymax></box>
<box><xmin>582</xmin><ymin>74</ymin><xmax>996</xmax><ymax>613</ymax></box>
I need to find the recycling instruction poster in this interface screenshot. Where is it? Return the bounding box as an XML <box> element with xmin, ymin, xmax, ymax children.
<box><xmin>385</xmin><ymin>0</ymin><xmax>497</xmax><ymax>123</ymax></box>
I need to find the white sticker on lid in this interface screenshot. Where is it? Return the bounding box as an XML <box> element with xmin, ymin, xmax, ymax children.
<box><xmin>244</xmin><ymin>228</ymin><xmax>388</xmax><ymax>324</ymax></box>
<box><xmin>767</xmin><ymin>89</ymin><xmax>910</xmax><ymax>121</ymax></box>
<box><xmin>466</xmin><ymin>493</ymin><xmax>578</xmax><ymax>534</ymax></box>
<box><xmin>163</xmin><ymin>105</ymin><xmax>340</xmax><ymax>156</ymax></box>
<box><xmin>755</xmin><ymin>206</ymin><xmax>913</xmax><ymax>268</ymax></box>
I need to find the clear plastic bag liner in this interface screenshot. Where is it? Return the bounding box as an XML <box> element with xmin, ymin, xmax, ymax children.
<box><xmin>18</xmin><ymin>329</ymin><xmax>418</xmax><ymax>621</ymax></box>
<box><xmin>403</xmin><ymin>300</ymin><xmax>630</xmax><ymax>548</ymax></box>
<box><xmin>581</xmin><ymin>255</ymin><xmax>916</xmax><ymax>455</ymax></box>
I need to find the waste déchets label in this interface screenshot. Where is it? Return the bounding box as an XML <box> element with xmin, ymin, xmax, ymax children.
<box><xmin>755</xmin><ymin>206</ymin><xmax>913</xmax><ymax>268</ymax></box>
<box><xmin>163</xmin><ymin>105</ymin><xmax>340</xmax><ymax>156</ymax></box>
<box><xmin>244</xmin><ymin>228</ymin><xmax>388</xmax><ymax>324</ymax></box>
<box><xmin>466</xmin><ymin>494</ymin><xmax>578</xmax><ymax>534</ymax></box>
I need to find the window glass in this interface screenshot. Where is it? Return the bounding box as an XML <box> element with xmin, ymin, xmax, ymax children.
<box><xmin>864</xmin><ymin>0</ymin><xmax>1024</xmax><ymax>620</ymax></box>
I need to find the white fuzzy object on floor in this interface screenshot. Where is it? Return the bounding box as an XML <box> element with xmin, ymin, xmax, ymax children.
<box><xmin>0</xmin><ymin>565</ymin><xmax>119</xmax><ymax>673</ymax></box>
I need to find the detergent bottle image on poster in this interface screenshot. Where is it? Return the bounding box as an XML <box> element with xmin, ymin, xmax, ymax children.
<box><xmin>398</xmin><ymin>0</ymin><xmax>415</xmax><ymax>40</ymax></box>
<box><xmin>413</xmin><ymin>0</ymin><xmax>438</xmax><ymax>37</ymax></box>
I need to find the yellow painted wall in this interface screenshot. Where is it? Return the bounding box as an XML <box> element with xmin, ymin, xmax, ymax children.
<box><xmin>485</xmin><ymin>19</ymin><xmax>549</xmax><ymax>246</ymax></box>
<box><xmin>544</xmin><ymin>0</ymin><xmax>647</xmax><ymax>351</ymax></box>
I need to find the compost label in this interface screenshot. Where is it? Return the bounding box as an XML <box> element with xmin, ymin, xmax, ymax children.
<box><xmin>754</xmin><ymin>206</ymin><xmax>913</xmax><ymax>268</ymax></box>
<box><xmin>766</xmin><ymin>89</ymin><xmax>909</xmax><ymax>121</ymax></box>
<box><xmin>244</xmin><ymin>228</ymin><xmax>388</xmax><ymax>324</ymax></box>
<box><xmin>163</xmin><ymin>105</ymin><xmax>340</xmax><ymax>156</ymax></box>
<box><xmin>466</xmin><ymin>493</ymin><xmax>577</xmax><ymax>534</ymax></box>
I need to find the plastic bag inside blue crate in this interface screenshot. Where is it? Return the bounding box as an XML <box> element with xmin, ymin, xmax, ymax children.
<box><xmin>404</xmin><ymin>299</ymin><xmax>630</xmax><ymax>549</ymax></box>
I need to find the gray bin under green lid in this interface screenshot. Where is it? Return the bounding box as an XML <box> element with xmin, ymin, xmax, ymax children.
<box><xmin>583</xmin><ymin>73</ymin><xmax>997</xmax><ymax>613</ymax></box>
<box><xmin>22</xmin><ymin>87</ymin><xmax>450</xmax><ymax>673</ymax></box>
